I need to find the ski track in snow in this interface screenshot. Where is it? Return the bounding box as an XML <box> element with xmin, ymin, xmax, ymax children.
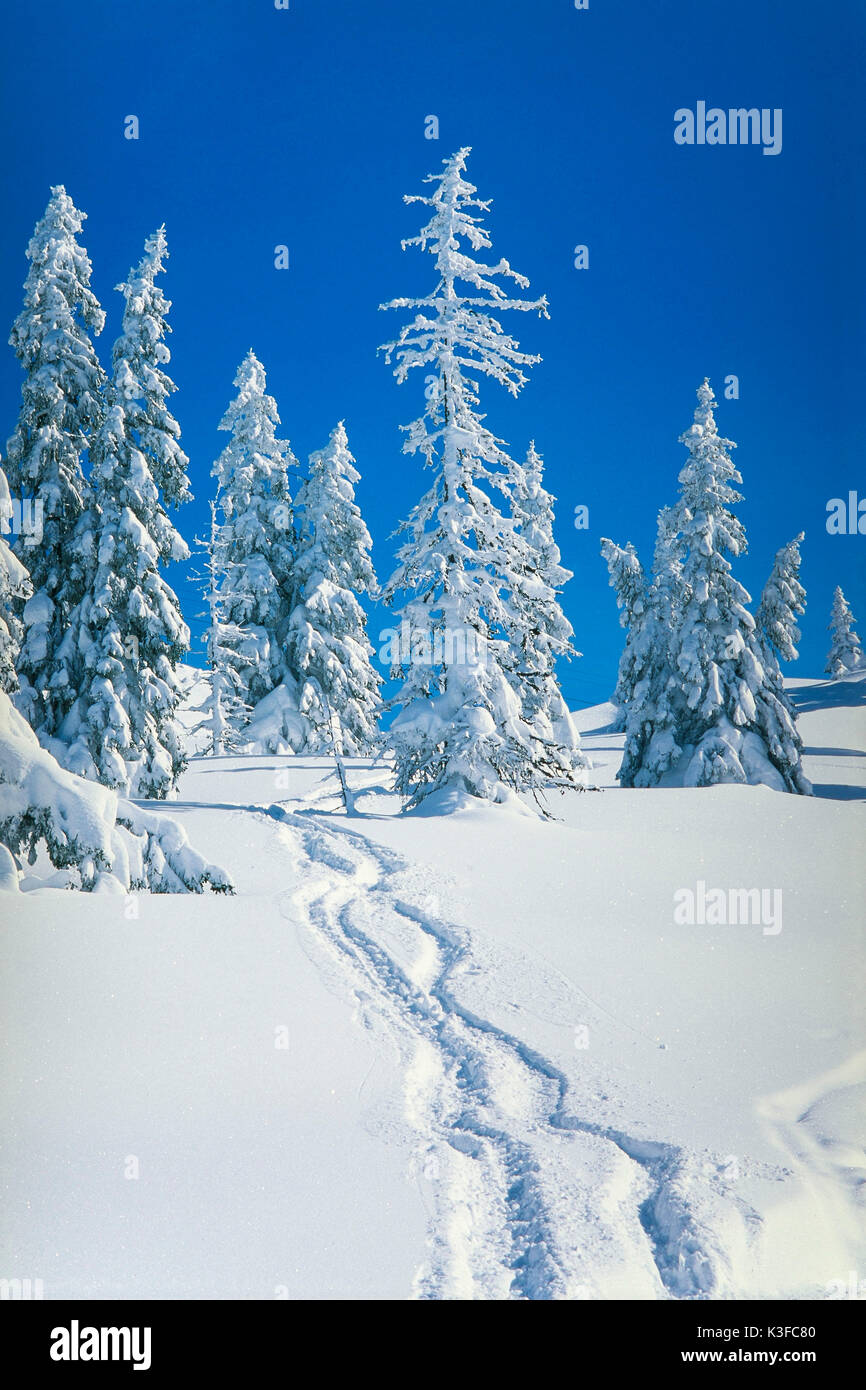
<box><xmin>257</xmin><ymin>802</ymin><xmax>759</xmax><ymax>1301</ymax></box>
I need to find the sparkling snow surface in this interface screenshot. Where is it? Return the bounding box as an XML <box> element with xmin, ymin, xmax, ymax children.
<box><xmin>2</xmin><ymin>674</ymin><xmax>863</xmax><ymax>1299</ymax></box>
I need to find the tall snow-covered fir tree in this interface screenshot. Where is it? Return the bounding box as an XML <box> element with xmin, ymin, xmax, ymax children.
<box><xmin>380</xmin><ymin>147</ymin><xmax>581</xmax><ymax>810</ymax></box>
<box><xmin>286</xmin><ymin>422</ymin><xmax>382</xmax><ymax>754</ymax></box>
<box><xmin>112</xmin><ymin>228</ymin><xmax>190</xmax><ymax>511</ymax></box>
<box><xmin>62</xmin><ymin>228</ymin><xmax>192</xmax><ymax>798</ymax></box>
<box><xmin>825</xmin><ymin>586</ymin><xmax>863</xmax><ymax>676</ymax></box>
<box><xmin>210</xmin><ymin>351</ymin><xmax>299</xmax><ymax>747</ymax></box>
<box><xmin>619</xmin><ymin>381</ymin><xmax>810</xmax><ymax>794</ymax></box>
<box><xmin>506</xmin><ymin>442</ymin><xmax>587</xmax><ymax>779</ymax></box>
<box><xmin>5</xmin><ymin>186</ymin><xmax>106</xmax><ymax>733</ymax></box>
<box><xmin>199</xmin><ymin>500</ymin><xmax>252</xmax><ymax>755</ymax></box>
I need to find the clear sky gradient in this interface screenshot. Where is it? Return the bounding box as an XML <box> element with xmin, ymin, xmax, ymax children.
<box><xmin>1</xmin><ymin>0</ymin><xmax>863</xmax><ymax>705</ymax></box>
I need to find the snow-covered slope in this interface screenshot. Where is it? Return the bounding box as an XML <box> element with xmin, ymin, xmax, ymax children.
<box><xmin>2</xmin><ymin>675</ymin><xmax>863</xmax><ymax>1299</ymax></box>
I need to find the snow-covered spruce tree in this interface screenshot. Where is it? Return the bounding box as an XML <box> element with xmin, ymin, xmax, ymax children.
<box><xmin>63</xmin><ymin>228</ymin><xmax>191</xmax><ymax>798</ymax></box>
<box><xmin>600</xmin><ymin>538</ymin><xmax>647</xmax><ymax>730</ymax></box>
<box><xmin>0</xmin><ymin>479</ymin><xmax>231</xmax><ymax>894</ymax></box>
<box><xmin>825</xmin><ymin>586</ymin><xmax>863</xmax><ymax>676</ymax></box>
<box><xmin>199</xmin><ymin>500</ymin><xmax>252</xmax><ymax>754</ymax></box>
<box><xmin>211</xmin><ymin>351</ymin><xmax>300</xmax><ymax>749</ymax></box>
<box><xmin>756</xmin><ymin>532</ymin><xmax>806</xmax><ymax>667</ymax></box>
<box><xmin>753</xmin><ymin>532</ymin><xmax>808</xmax><ymax>772</ymax></box>
<box><xmin>0</xmin><ymin>465</ymin><xmax>31</xmax><ymax>694</ymax></box>
<box><xmin>6</xmin><ymin>187</ymin><xmax>106</xmax><ymax>733</ymax></box>
<box><xmin>600</xmin><ymin>505</ymin><xmax>685</xmax><ymax>736</ymax></box>
<box><xmin>506</xmin><ymin>442</ymin><xmax>587</xmax><ymax>777</ymax></box>
<box><xmin>380</xmin><ymin>147</ymin><xmax>580</xmax><ymax>810</ymax></box>
<box><xmin>285</xmin><ymin>422</ymin><xmax>382</xmax><ymax>754</ymax></box>
<box><xmin>620</xmin><ymin>381</ymin><xmax>810</xmax><ymax>793</ymax></box>
<box><xmin>650</xmin><ymin>502</ymin><xmax>687</xmax><ymax>637</ymax></box>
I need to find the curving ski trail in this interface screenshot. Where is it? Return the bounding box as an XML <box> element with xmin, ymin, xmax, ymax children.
<box><xmin>265</xmin><ymin>804</ymin><xmax>757</xmax><ymax>1300</ymax></box>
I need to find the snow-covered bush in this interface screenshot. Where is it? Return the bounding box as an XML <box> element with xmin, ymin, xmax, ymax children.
<box><xmin>242</xmin><ymin>677</ymin><xmax>308</xmax><ymax>755</ymax></box>
<box><xmin>114</xmin><ymin>800</ymin><xmax>233</xmax><ymax>895</ymax></box>
<box><xmin>0</xmin><ymin>689</ymin><xmax>232</xmax><ymax>893</ymax></box>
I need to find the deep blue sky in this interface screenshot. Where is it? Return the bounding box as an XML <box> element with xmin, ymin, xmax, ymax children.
<box><xmin>1</xmin><ymin>0</ymin><xmax>863</xmax><ymax>705</ymax></box>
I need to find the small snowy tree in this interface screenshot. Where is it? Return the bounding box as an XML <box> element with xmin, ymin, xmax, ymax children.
<box><xmin>5</xmin><ymin>187</ymin><xmax>106</xmax><ymax>732</ymax></box>
<box><xmin>63</xmin><ymin>229</ymin><xmax>191</xmax><ymax>798</ymax></box>
<box><xmin>507</xmin><ymin>442</ymin><xmax>587</xmax><ymax>778</ymax></box>
<box><xmin>757</xmin><ymin>533</ymin><xmax>806</xmax><ymax>666</ymax></box>
<box><xmin>601</xmin><ymin>504</ymin><xmax>686</xmax><ymax>738</ymax></box>
<box><xmin>600</xmin><ymin>538</ymin><xmax>646</xmax><ymax>730</ymax></box>
<box><xmin>753</xmin><ymin>532</ymin><xmax>808</xmax><ymax>775</ymax></box>
<box><xmin>211</xmin><ymin>351</ymin><xmax>299</xmax><ymax>745</ymax></box>
<box><xmin>286</xmin><ymin>422</ymin><xmax>382</xmax><ymax>755</ymax></box>
<box><xmin>620</xmin><ymin>381</ymin><xmax>810</xmax><ymax>793</ymax></box>
<box><xmin>199</xmin><ymin>500</ymin><xmax>252</xmax><ymax>754</ymax></box>
<box><xmin>825</xmin><ymin>586</ymin><xmax>863</xmax><ymax>676</ymax></box>
<box><xmin>380</xmin><ymin>147</ymin><xmax>577</xmax><ymax>810</ymax></box>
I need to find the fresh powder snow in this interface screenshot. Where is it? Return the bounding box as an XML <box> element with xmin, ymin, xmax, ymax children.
<box><xmin>2</xmin><ymin>670</ymin><xmax>862</xmax><ymax>1298</ymax></box>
